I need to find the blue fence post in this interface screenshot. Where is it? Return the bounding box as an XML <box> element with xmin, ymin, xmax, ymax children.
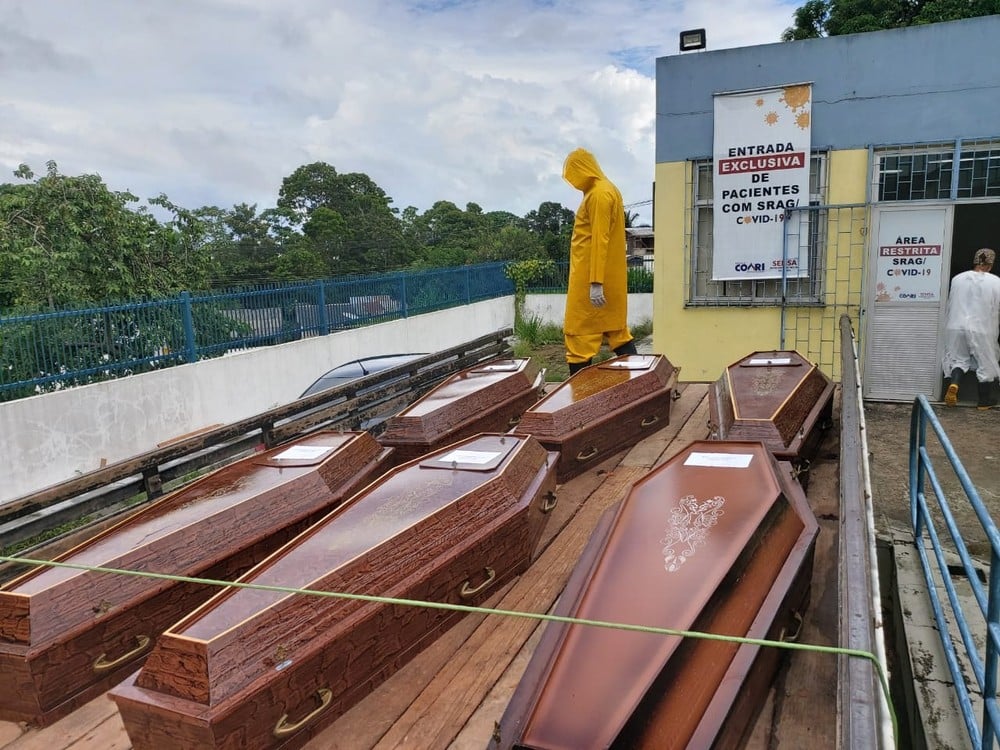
<box><xmin>401</xmin><ymin>274</ymin><xmax>408</xmax><ymax>318</ymax></box>
<box><xmin>180</xmin><ymin>291</ymin><xmax>197</xmax><ymax>363</ymax></box>
<box><xmin>465</xmin><ymin>266</ymin><xmax>472</xmax><ymax>304</ymax></box>
<box><xmin>316</xmin><ymin>281</ymin><xmax>329</xmax><ymax>336</ymax></box>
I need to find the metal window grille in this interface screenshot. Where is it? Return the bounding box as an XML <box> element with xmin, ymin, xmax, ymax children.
<box><xmin>957</xmin><ymin>139</ymin><xmax>1000</xmax><ymax>199</ymax></box>
<box><xmin>686</xmin><ymin>153</ymin><xmax>828</xmax><ymax>305</ymax></box>
<box><xmin>873</xmin><ymin>143</ymin><xmax>954</xmax><ymax>201</ymax></box>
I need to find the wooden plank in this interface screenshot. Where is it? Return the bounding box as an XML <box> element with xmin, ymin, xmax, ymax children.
<box><xmin>651</xmin><ymin>395</ymin><xmax>712</xmax><ymax>469</ymax></box>
<box><xmin>620</xmin><ymin>383</ymin><xmax>707</xmax><ymax>469</ymax></box>
<box><xmin>2</xmin><ymin>694</ymin><xmax>117</xmax><ymax>750</ymax></box>
<box><xmin>372</xmin><ymin>466</ymin><xmax>649</xmax><ymax>749</ymax></box>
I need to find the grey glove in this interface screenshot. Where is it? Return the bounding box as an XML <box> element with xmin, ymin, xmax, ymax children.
<box><xmin>589</xmin><ymin>282</ymin><xmax>606</xmax><ymax>308</ymax></box>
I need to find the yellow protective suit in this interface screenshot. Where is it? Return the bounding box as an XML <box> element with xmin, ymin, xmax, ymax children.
<box><xmin>562</xmin><ymin>148</ymin><xmax>632</xmax><ymax>364</ymax></box>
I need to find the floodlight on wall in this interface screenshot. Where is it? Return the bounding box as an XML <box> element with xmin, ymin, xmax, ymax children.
<box><xmin>679</xmin><ymin>28</ymin><xmax>706</xmax><ymax>52</ymax></box>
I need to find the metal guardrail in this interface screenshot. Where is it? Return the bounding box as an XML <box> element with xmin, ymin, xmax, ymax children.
<box><xmin>838</xmin><ymin>314</ymin><xmax>894</xmax><ymax>748</ymax></box>
<box><xmin>909</xmin><ymin>394</ymin><xmax>1000</xmax><ymax>749</ymax></box>
<box><xmin>0</xmin><ymin>329</ymin><xmax>513</xmax><ymax>575</ymax></box>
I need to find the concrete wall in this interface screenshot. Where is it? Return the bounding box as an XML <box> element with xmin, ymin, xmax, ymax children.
<box><xmin>0</xmin><ymin>298</ymin><xmax>513</xmax><ymax>504</ymax></box>
<box><xmin>522</xmin><ymin>293</ymin><xmax>653</xmax><ymax>329</ymax></box>
<box><xmin>656</xmin><ymin>16</ymin><xmax>1000</xmax><ymax>162</ymax></box>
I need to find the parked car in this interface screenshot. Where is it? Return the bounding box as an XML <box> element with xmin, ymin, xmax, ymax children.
<box><xmin>299</xmin><ymin>353</ymin><xmax>428</xmax><ymax>398</ymax></box>
<box><xmin>297</xmin><ymin>353</ymin><xmax>429</xmax><ymax>431</ymax></box>
<box><xmin>627</xmin><ymin>254</ymin><xmax>648</xmax><ymax>267</ymax></box>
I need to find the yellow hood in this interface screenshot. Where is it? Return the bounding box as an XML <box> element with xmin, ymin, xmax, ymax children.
<box><xmin>563</xmin><ymin>148</ymin><xmax>607</xmax><ymax>191</ymax></box>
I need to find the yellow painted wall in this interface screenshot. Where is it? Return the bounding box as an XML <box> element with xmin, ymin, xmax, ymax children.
<box><xmin>652</xmin><ymin>149</ymin><xmax>870</xmax><ymax>383</ymax></box>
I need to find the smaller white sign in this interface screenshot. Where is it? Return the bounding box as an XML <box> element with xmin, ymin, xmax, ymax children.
<box><xmin>684</xmin><ymin>452</ymin><xmax>754</xmax><ymax>468</ymax></box>
<box><xmin>439</xmin><ymin>449</ymin><xmax>500</xmax><ymax>465</ymax></box>
<box><xmin>748</xmin><ymin>357</ymin><xmax>792</xmax><ymax>366</ymax></box>
<box><xmin>273</xmin><ymin>445</ymin><xmax>333</xmax><ymax>461</ymax></box>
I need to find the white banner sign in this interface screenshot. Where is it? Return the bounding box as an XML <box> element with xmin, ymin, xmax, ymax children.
<box><xmin>874</xmin><ymin>210</ymin><xmax>947</xmax><ymax>303</ymax></box>
<box><xmin>712</xmin><ymin>84</ymin><xmax>812</xmax><ymax>281</ymax></box>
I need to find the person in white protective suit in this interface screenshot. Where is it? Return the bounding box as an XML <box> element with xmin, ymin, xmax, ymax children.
<box><xmin>942</xmin><ymin>247</ymin><xmax>1000</xmax><ymax>409</ymax></box>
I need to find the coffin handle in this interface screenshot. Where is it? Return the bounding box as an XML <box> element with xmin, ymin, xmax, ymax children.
<box><xmin>273</xmin><ymin>688</ymin><xmax>333</xmax><ymax>739</ymax></box>
<box><xmin>540</xmin><ymin>491</ymin><xmax>558</xmax><ymax>513</ymax></box>
<box><xmin>92</xmin><ymin>635</ymin><xmax>150</xmax><ymax>672</ymax></box>
<box><xmin>640</xmin><ymin>414</ymin><xmax>659</xmax><ymax>428</ymax></box>
<box><xmin>459</xmin><ymin>567</ymin><xmax>497</xmax><ymax>598</ymax></box>
<box><xmin>576</xmin><ymin>446</ymin><xmax>598</xmax><ymax>462</ymax></box>
<box><xmin>779</xmin><ymin>611</ymin><xmax>805</xmax><ymax>643</ymax></box>
<box><xmin>507</xmin><ymin>414</ymin><xmax>522</xmax><ymax>426</ymax></box>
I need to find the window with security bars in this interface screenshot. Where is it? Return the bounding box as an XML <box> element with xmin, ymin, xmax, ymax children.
<box><xmin>687</xmin><ymin>153</ymin><xmax>827</xmax><ymax>305</ymax></box>
<box><xmin>957</xmin><ymin>140</ymin><xmax>1000</xmax><ymax>198</ymax></box>
<box><xmin>875</xmin><ymin>140</ymin><xmax>1000</xmax><ymax>200</ymax></box>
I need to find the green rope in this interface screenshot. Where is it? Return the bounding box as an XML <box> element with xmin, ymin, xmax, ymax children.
<box><xmin>0</xmin><ymin>553</ymin><xmax>898</xmax><ymax>743</ymax></box>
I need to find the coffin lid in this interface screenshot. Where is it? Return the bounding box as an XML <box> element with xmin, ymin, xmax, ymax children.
<box><xmin>709</xmin><ymin>349</ymin><xmax>833</xmax><ymax>457</ymax></box>
<box><xmin>134</xmin><ymin>432</ymin><xmax>556</xmax><ymax>706</ymax></box>
<box><xmin>514</xmin><ymin>354</ymin><xmax>676</xmax><ymax>438</ymax></box>
<box><xmin>505</xmin><ymin>439</ymin><xmax>817</xmax><ymax>750</ymax></box>
<box><xmin>380</xmin><ymin>358</ymin><xmax>540</xmax><ymax>445</ymax></box>
<box><xmin>0</xmin><ymin>431</ymin><xmax>383</xmax><ymax>646</ymax></box>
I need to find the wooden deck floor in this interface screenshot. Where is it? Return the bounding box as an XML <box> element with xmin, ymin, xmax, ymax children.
<box><xmin>0</xmin><ymin>382</ymin><xmax>840</xmax><ymax>750</ymax></box>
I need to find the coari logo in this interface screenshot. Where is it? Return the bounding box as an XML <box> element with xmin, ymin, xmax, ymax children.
<box><xmin>734</xmin><ymin>262</ymin><xmax>765</xmax><ymax>272</ymax></box>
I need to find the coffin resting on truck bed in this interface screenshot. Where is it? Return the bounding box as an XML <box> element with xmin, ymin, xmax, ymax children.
<box><xmin>708</xmin><ymin>350</ymin><xmax>834</xmax><ymax>472</ymax></box>
<box><xmin>493</xmin><ymin>439</ymin><xmax>819</xmax><ymax>750</ymax></box>
<box><xmin>0</xmin><ymin>431</ymin><xmax>393</xmax><ymax>726</ymax></box>
<box><xmin>110</xmin><ymin>432</ymin><xmax>559</xmax><ymax>750</ymax></box>
<box><xmin>512</xmin><ymin>354</ymin><xmax>678</xmax><ymax>483</ymax></box>
<box><xmin>378</xmin><ymin>357</ymin><xmax>544</xmax><ymax>464</ymax></box>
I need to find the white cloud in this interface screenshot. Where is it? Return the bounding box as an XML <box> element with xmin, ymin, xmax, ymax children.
<box><xmin>0</xmin><ymin>0</ymin><xmax>799</xmax><ymax>225</ymax></box>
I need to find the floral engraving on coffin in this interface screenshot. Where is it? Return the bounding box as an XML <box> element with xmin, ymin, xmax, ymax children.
<box><xmin>751</xmin><ymin>369</ymin><xmax>782</xmax><ymax>396</ymax></box>
<box><xmin>661</xmin><ymin>495</ymin><xmax>726</xmax><ymax>572</ymax></box>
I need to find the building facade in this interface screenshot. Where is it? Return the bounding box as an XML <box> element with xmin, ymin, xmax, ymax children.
<box><xmin>653</xmin><ymin>16</ymin><xmax>1000</xmax><ymax>400</ymax></box>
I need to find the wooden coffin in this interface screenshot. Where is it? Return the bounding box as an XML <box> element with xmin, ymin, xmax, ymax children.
<box><xmin>708</xmin><ymin>350</ymin><xmax>834</xmax><ymax>474</ymax></box>
<box><xmin>512</xmin><ymin>354</ymin><xmax>678</xmax><ymax>483</ymax></box>
<box><xmin>0</xmin><ymin>431</ymin><xmax>393</xmax><ymax>726</ymax></box>
<box><xmin>493</xmin><ymin>440</ymin><xmax>819</xmax><ymax>750</ymax></box>
<box><xmin>110</xmin><ymin>432</ymin><xmax>559</xmax><ymax>750</ymax></box>
<box><xmin>379</xmin><ymin>357</ymin><xmax>544</xmax><ymax>463</ymax></box>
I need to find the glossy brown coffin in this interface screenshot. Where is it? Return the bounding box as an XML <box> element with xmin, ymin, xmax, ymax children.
<box><xmin>493</xmin><ymin>440</ymin><xmax>819</xmax><ymax>750</ymax></box>
<box><xmin>379</xmin><ymin>357</ymin><xmax>544</xmax><ymax>463</ymax></box>
<box><xmin>0</xmin><ymin>431</ymin><xmax>393</xmax><ymax>726</ymax></box>
<box><xmin>110</xmin><ymin>433</ymin><xmax>559</xmax><ymax>750</ymax></box>
<box><xmin>512</xmin><ymin>354</ymin><xmax>678</xmax><ymax>483</ymax></box>
<box><xmin>708</xmin><ymin>350</ymin><xmax>834</xmax><ymax>471</ymax></box>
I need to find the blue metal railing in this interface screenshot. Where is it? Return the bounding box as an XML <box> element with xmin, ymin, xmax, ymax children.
<box><xmin>909</xmin><ymin>394</ymin><xmax>1000</xmax><ymax>749</ymax></box>
<box><xmin>0</xmin><ymin>262</ymin><xmax>513</xmax><ymax>401</ymax></box>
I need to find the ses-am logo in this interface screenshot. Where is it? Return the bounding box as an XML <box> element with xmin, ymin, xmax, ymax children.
<box><xmin>734</xmin><ymin>261</ymin><xmax>765</xmax><ymax>273</ymax></box>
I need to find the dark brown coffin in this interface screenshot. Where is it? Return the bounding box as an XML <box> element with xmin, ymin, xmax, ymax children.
<box><xmin>0</xmin><ymin>431</ymin><xmax>393</xmax><ymax>726</ymax></box>
<box><xmin>493</xmin><ymin>440</ymin><xmax>819</xmax><ymax>750</ymax></box>
<box><xmin>379</xmin><ymin>357</ymin><xmax>544</xmax><ymax>463</ymax></box>
<box><xmin>708</xmin><ymin>350</ymin><xmax>834</xmax><ymax>472</ymax></box>
<box><xmin>110</xmin><ymin>433</ymin><xmax>559</xmax><ymax>750</ymax></box>
<box><xmin>512</xmin><ymin>354</ymin><xmax>678</xmax><ymax>483</ymax></box>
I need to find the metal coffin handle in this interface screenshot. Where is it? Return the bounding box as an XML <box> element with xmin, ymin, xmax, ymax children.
<box><xmin>459</xmin><ymin>567</ymin><xmax>497</xmax><ymax>598</ymax></box>
<box><xmin>576</xmin><ymin>446</ymin><xmax>598</xmax><ymax>462</ymax></box>
<box><xmin>92</xmin><ymin>635</ymin><xmax>150</xmax><ymax>672</ymax></box>
<box><xmin>273</xmin><ymin>688</ymin><xmax>334</xmax><ymax>738</ymax></box>
<box><xmin>640</xmin><ymin>414</ymin><xmax>659</xmax><ymax>428</ymax></box>
<box><xmin>540</xmin><ymin>490</ymin><xmax>558</xmax><ymax>513</ymax></box>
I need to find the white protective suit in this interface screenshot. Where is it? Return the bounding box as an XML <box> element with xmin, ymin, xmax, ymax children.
<box><xmin>941</xmin><ymin>269</ymin><xmax>1000</xmax><ymax>382</ymax></box>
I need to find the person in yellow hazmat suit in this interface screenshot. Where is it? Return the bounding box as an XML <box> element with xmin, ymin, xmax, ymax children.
<box><xmin>562</xmin><ymin>148</ymin><xmax>637</xmax><ymax>375</ymax></box>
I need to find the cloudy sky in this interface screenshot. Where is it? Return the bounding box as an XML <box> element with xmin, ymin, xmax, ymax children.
<box><xmin>0</xmin><ymin>0</ymin><xmax>800</xmax><ymax>225</ymax></box>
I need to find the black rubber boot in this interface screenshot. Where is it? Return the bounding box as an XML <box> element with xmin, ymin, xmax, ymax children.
<box><xmin>567</xmin><ymin>360</ymin><xmax>591</xmax><ymax>375</ymax></box>
<box><xmin>945</xmin><ymin>368</ymin><xmax>963</xmax><ymax>407</ymax></box>
<box><xmin>613</xmin><ymin>340</ymin><xmax>638</xmax><ymax>356</ymax></box>
<box><xmin>977</xmin><ymin>380</ymin><xmax>999</xmax><ymax>410</ymax></box>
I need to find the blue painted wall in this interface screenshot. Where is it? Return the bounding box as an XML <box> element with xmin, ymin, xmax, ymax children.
<box><xmin>656</xmin><ymin>16</ymin><xmax>1000</xmax><ymax>162</ymax></box>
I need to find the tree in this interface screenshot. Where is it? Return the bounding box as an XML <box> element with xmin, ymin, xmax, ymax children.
<box><xmin>523</xmin><ymin>201</ymin><xmax>575</xmax><ymax>263</ymax></box>
<box><xmin>782</xmin><ymin>0</ymin><xmax>999</xmax><ymax>39</ymax></box>
<box><xmin>0</xmin><ymin>162</ymin><xmax>211</xmax><ymax>309</ymax></box>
